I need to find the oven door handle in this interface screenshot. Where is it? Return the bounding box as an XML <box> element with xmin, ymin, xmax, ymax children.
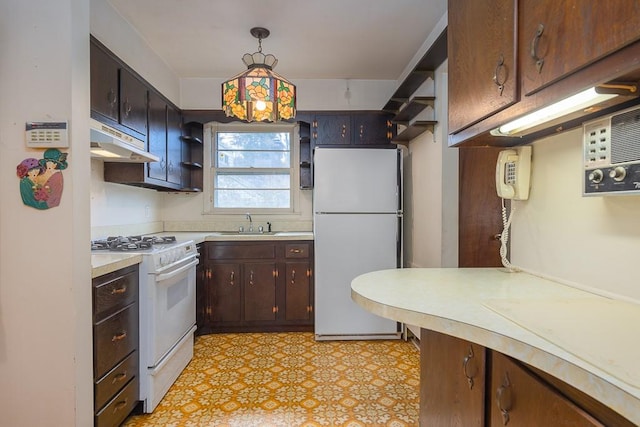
<box><xmin>154</xmin><ymin>258</ymin><xmax>199</xmax><ymax>283</ymax></box>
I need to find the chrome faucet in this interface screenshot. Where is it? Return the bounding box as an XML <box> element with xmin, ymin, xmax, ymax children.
<box><xmin>245</xmin><ymin>213</ymin><xmax>253</xmax><ymax>232</ymax></box>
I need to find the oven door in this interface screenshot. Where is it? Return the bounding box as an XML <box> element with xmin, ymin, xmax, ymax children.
<box><xmin>143</xmin><ymin>256</ymin><xmax>198</xmax><ymax>367</ymax></box>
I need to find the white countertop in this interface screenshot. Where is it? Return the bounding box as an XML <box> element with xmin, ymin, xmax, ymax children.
<box><xmin>91</xmin><ymin>231</ymin><xmax>314</xmax><ymax>277</ymax></box>
<box><xmin>351</xmin><ymin>267</ymin><xmax>640</xmax><ymax>424</ymax></box>
<box><xmin>91</xmin><ymin>253</ymin><xmax>142</xmax><ymax>278</ymax></box>
<box><xmin>152</xmin><ymin>231</ymin><xmax>314</xmax><ymax>243</ymax></box>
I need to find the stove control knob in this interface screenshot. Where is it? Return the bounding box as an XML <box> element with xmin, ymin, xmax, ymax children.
<box><xmin>609</xmin><ymin>166</ymin><xmax>626</xmax><ymax>182</ymax></box>
<box><xmin>588</xmin><ymin>169</ymin><xmax>603</xmax><ymax>183</ymax></box>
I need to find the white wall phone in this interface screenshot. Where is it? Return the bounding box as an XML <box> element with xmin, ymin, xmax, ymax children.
<box><xmin>495</xmin><ymin>146</ymin><xmax>532</xmax><ymax>200</ymax></box>
<box><xmin>495</xmin><ymin>146</ymin><xmax>532</xmax><ymax>271</ymax></box>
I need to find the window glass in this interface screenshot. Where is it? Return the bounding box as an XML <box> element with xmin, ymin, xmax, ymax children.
<box><xmin>211</xmin><ymin>129</ymin><xmax>293</xmax><ymax>211</ymax></box>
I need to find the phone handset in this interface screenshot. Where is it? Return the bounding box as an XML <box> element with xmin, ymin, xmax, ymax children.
<box><xmin>495</xmin><ymin>146</ymin><xmax>532</xmax><ymax>200</ymax></box>
<box><xmin>495</xmin><ymin>146</ymin><xmax>532</xmax><ymax>272</ymax></box>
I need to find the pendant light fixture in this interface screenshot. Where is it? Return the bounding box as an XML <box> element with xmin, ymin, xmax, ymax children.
<box><xmin>221</xmin><ymin>27</ymin><xmax>296</xmax><ymax>122</ymax></box>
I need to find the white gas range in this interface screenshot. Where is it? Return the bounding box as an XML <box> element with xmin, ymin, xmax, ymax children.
<box><xmin>91</xmin><ymin>235</ymin><xmax>198</xmax><ymax>413</ymax></box>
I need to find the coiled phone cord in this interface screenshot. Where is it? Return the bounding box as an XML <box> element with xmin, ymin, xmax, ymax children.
<box><xmin>500</xmin><ymin>198</ymin><xmax>519</xmax><ymax>272</ymax></box>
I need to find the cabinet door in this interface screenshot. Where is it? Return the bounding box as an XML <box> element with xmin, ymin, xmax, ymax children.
<box><xmin>147</xmin><ymin>91</ymin><xmax>167</xmax><ymax>181</ymax></box>
<box><xmin>520</xmin><ymin>1</ymin><xmax>640</xmax><ymax>96</ymax></box>
<box><xmin>489</xmin><ymin>352</ymin><xmax>604</xmax><ymax>427</ymax></box>
<box><xmin>243</xmin><ymin>262</ymin><xmax>277</xmax><ymax>322</ymax></box>
<box><xmin>166</xmin><ymin>104</ymin><xmax>183</xmax><ymax>186</ymax></box>
<box><xmin>284</xmin><ymin>261</ymin><xmax>311</xmax><ymax>321</ymax></box>
<box><xmin>448</xmin><ymin>0</ymin><xmax>518</xmax><ymax>134</ymax></box>
<box><xmin>420</xmin><ymin>329</ymin><xmax>485</xmax><ymax>427</ymax></box>
<box><xmin>314</xmin><ymin>113</ymin><xmax>351</xmax><ymax>145</ymax></box>
<box><xmin>352</xmin><ymin>112</ymin><xmax>392</xmax><ymax>145</ymax></box>
<box><xmin>195</xmin><ymin>245</ymin><xmax>206</xmax><ymax>331</ymax></box>
<box><xmin>210</xmin><ymin>263</ymin><xmax>242</xmax><ymax>322</ymax></box>
<box><xmin>458</xmin><ymin>147</ymin><xmax>504</xmax><ymax>267</ymax></box>
<box><xmin>90</xmin><ymin>43</ymin><xmax>119</xmax><ymax>122</ymax></box>
<box><xmin>119</xmin><ymin>69</ymin><xmax>147</xmax><ymax>136</ymax></box>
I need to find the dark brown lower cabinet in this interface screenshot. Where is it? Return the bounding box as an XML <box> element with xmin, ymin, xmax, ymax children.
<box><xmin>420</xmin><ymin>329</ymin><xmax>634</xmax><ymax>427</ymax></box>
<box><xmin>198</xmin><ymin>240</ymin><xmax>314</xmax><ymax>334</ymax></box>
<box><xmin>92</xmin><ymin>265</ymin><xmax>139</xmax><ymax>427</ymax></box>
<box><xmin>420</xmin><ymin>329</ymin><xmax>486</xmax><ymax>427</ymax></box>
<box><xmin>489</xmin><ymin>352</ymin><xmax>603</xmax><ymax>427</ymax></box>
<box><xmin>243</xmin><ymin>261</ymin><xmax>278</xmax><ymax>322</ymax></box>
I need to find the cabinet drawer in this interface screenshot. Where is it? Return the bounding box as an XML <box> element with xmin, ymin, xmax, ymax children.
<box><xmin>95</xmin><ymin>378</ymin><xmax>138</xmax><ymax>427</ymax></box>
<box><xmin>95</xmin><ymin>350</ymin><xmax>138</xmax><ymax>411</ymax></box>
<box><xmin>285</xmin><ymin>243</ymin><xmax>311</xmax><ymax>259</ymax></box>
<box><xmin>94</xmin><ymin>304</ymin><xmax>138</xmax><ymax>379</ymax></box>
<box><xmin>93</xmin><ymin>266</ymin><xmax>138</xmax><ymax>320</ymax></box>
<box><xmin>208</xmin><ymin>243</ymin><xmax>276</xmax><ymax>260</ymax></box>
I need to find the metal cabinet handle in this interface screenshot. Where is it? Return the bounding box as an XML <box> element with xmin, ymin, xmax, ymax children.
<box><xmin>290</xmin><ymin>248</ymin><xmax>301</xmax><ymax>254</ymax></box>
<box><xmin>291</xmin><ymin>269</ymin><xmax>296</xmax><ymax>284</ymax></box>
<box><xmin>111</xmin><ymin>285</ymin><xmax>127</xmax><ymax>294</ymax></box>
<box><xmin>249</xmin><ymin>270</ymin><xmax>254</xmax><ymax>286</ymax></box>
<box><xmin>496</xmin><ymin>372</ymin><xmax>513</xmax><ymax>425</ymax></box>
<box><xmin>112</xmin><ymin>371</ymin><xmax>128</xmax><ymax>383</ymax></box>
<box><xmin>107</xmin><ymin>89</ymin><xmax>117</xmax><ymax>106</ymax></box>
<box><xmin>230</xmin><ymin>271</ymin><xmax>234</xmax><ymax>286</ymax></box>
<box><xmin>113</xmin><ymin>398</ymin><xmax>128</xmax><ymax>412</ymax></box>
<box><xmin>124</xmin><ymin>100</ymin><xmax>132</xmax><ymax>116</ymax></box>
<box><xmin>111</xmin><ymin>331</ymin><xmax>127</xmax><ymax>342</ymax></box>
<box><xmin>493</xmin><ymin>54</ymin><xmax>506</xmax><ymax>96</ymax></box>
<box><xmin>462</xmin><ymin>345</ymin><xmax>477</xmax><ymax>390</ymax></box>
<box><xmin>341</xmin><ymin>124</ymin><xmax>347</xmax><ymax>138</ymax></box>
<box><xmin>530</xmin><ymin>23</ymin><xmax>545</xmax><ymax>73</ymax></box>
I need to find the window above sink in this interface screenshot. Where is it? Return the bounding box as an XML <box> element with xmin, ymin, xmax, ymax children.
<box><xmin>203</xmin><ymin>122</ymin><xmax>301</xmax><ymax>215</ymax></box>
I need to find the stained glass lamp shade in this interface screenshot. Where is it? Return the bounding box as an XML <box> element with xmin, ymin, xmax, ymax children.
<box><xmin>222</xmin><ymin>28</ymin><xmax>296</xmax><ymax>122</ymax></box>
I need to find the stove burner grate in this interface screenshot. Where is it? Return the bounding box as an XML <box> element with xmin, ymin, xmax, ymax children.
<box><xmin>91</xmin><ymin>235</ymin><xmax>176</xmax><ymax>252</ymax></box>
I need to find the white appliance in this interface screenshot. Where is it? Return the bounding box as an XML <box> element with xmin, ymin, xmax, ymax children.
<box><xmin>91</xmin><ymin>236</ymin><xmax>198</xmax><ymax>412</ymax></box>
<box><xmin>313</xmin><ymin>147</ymin><xmax>402</xmax><ymax>341</ymax></box>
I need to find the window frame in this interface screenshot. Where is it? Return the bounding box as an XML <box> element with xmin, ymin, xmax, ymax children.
<box><xmin>203</xmin><ymin>122</ymin><xmax>300</xmax><ymax>215</ymax></box>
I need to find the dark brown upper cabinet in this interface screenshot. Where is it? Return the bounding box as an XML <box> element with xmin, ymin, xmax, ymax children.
<box><xmin>118</xmin><ymin>68</ymin><xmax>148</xmax><ymax>137</ymax></box>
<box><xmin>519</xmin><ymin>1</ymin><xmax>640</xmax><ymax>96</ymax></box>
<box><xmin>309</xmin><ymin>111</ymin><xmax>394</xmax><ymax>147</ymax></box>
<box><xmin>90</xmin><ymin>38</ymin><xmax>147</xmax><ymax>140</ymax></box>
<box><xmin>448</xmin><ymin>1</ymin><xmax>640</xmax><ymax>147</ymax></box>
<box><xmin>90</xmin><ymin>43</ymin><xmax>120</xmax><ymax>123</ymax></box>
<box><xmin>447</xmin><ymin>0</ymin><xmax>517</xmax><ymax>135</ymax></box>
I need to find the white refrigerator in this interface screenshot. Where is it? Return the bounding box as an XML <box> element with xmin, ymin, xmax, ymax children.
<box><xmin>313</xmin><ymin>147</ymin><xmax>402</xmax><ymax>341</ymax></box>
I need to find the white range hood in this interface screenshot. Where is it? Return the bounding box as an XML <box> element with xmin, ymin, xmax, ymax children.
<box><xmin>90</xmin><ymin>118</ymin><xmax>159</xmax><ymax>163</ymax></box>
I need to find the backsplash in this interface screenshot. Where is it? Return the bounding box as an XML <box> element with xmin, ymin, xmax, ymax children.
<box><xmin>512</xmin><ymin>128</ymin><xmax>640</xmax><ymax>302</ymax></box>
<box><xmin>90</xmin><ymin>159</ymin><xmax>163</xmax><ymax>238</ymax></box>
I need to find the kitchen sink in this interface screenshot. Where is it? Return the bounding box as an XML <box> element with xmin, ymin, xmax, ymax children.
<box><xmin>214</xmin><ymin>231</ymin><xmax>275</xmax><ymax>235</ymax></box>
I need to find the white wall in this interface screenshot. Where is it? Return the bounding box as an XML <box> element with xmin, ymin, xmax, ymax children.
<box><xmin>0</xmin><ymin>0</ymin><xmax>93</xmax><ymax>425</ymax></box>
<box><xmin>403</xmin><ymin>62</ymin><xmax>459</xmax><ymax>269</ymax></box>
<box><xmin>90</xmin><ymin>0</ymin><xmax>398</xmax><ymax>233</ymax></box>
<box><xmin>181</xmin><ymin>77</ymin><xmax>397</xmax><ymax>111</ymax></box>
<box><xmin>512</xmin><ymin>128</ymin><xmax>640</xmax><ymax>302</ymax></box>
<box><xmin>89</xmin><ymin>0</ymin><xmax>171</xmax><ymax>234</ymax></box>
<box><xmin>90</xmin><ymin>160</ymin><xmax>164</xmax><ymax>238</ymax></box>
<box><xmin>90</xmin><ymin>0</ymin><xmax>180</xmax><ymax>105</ymax></box>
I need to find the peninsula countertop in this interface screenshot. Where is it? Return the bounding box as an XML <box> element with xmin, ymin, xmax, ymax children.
<box><xmin>351</xmin><ymin>267</ymin><xmax>640</xmax><ymax>425</ymax></box>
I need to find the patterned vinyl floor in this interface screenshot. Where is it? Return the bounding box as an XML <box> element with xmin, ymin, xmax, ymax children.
<box><xmin>123</xmin><ymin>332</ymin><xmax>420</xmax><ymax>427</ymax></box>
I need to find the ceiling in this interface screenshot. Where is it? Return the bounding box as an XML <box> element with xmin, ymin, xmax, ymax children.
<box><xmin>107</xmin><ymin>0</ymin><xmax>447</xmax><ymax>81</ymax></box>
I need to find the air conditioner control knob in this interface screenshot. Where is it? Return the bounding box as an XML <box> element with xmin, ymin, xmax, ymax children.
<box><xmin>609</xmin><ymin>166</ymin><xmax>626</xmax><ymax>182</ymax></box>
<box><xmin>588</xmin><ymin>169</ymin><xmax>603</xmax><ymax>183</ymax></box>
